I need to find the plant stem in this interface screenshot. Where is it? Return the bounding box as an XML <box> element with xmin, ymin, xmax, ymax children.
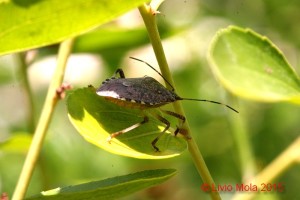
<box><xmin>228</xmin><ymin>101</ymin><xmax>256</xmax><ymax>181</ymax></box>
<box><xmin>232</xmin><ymin>137</ymin><xmax>300</xmax><ymax>200</ymax></box>
<box><xmin>16</xmin><ymin>52</ymin><xmax>35</xmax><ymax>133</ymax></box>
<box><xmin>138</xmin><ymin>4</ymin><xmax>221</xmax><ymax>200</ymax></box>
<box><xmin>12</xmin><ymin>39</ymin><xmax>74</xmax><ymax>200</ymax></box>
<box><xmin>16</xmin><ymin>52</ymin><xmax>51</xmax><ymax>189</ymax></box>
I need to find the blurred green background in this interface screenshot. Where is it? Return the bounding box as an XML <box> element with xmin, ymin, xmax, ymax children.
<box><xmin>1</xmin><ymin>0</ymin><xmax>300</xmax><ymax>199</ymax></box>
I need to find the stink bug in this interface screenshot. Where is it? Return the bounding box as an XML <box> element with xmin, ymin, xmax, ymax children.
<box><xmin>96</xmin><ymin>57</ymin><xmax>238</xmax><ymax>151</ymax></box>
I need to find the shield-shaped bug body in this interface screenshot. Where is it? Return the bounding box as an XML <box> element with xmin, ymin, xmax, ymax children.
<box><xmin>98</xmin><ymin>76</ymin><xmax>180</xmax><ymax>108</ymax></box>
<box><xmin>97</xmin><ymin>58</ymin><xmax>238</xmax><ymax>151</ymax></box>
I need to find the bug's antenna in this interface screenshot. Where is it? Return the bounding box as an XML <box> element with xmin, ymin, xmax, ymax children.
<box><xmin>179</xmin><ymin>97</ymin><xmax>239</xmax><ymax>113</ymax></box>
<box><xmin>129</xmin><ymin>57</ymin><xmax>238</xmax><ymax>113</ymax></box>
<box><xmin>129</xmin><ymin>57</ymin><xmax>175</xmax><ymax>91</ymax></box>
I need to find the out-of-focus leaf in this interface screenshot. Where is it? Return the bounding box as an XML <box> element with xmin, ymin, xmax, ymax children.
<box><xmin>0</xmin><ymin>132</ymin><xmax>32</xmax><ymax>154</ymax></box>
<box><xmin>26</xmin><ymin>169</ymin><xmax>176</xmax><ymax>200</ymax></box>
<box><xmin>66</xmin><ymin>87</ymin><xmax>187</xmax><ymax>159</ymax></box>
<box><xmin>73</xmin><ymin>27</ymin><xmax>148</xmax><ymax>53</ymax></box>
<box><xmin>0</xmin><ymin>0</ymin><xmax>148</xmax><ymax>55</ymax></box>
<box><xmin>208</xmin><ymin>26</ymin><xmax>300</xmax><ymax>103</ymax></box>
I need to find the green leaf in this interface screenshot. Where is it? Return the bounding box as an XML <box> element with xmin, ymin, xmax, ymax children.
<box><xmin>208</xmin><ymin>26</ymin><xmax>300</xmax><ymax>103</ymax></box>
<box><xmin>0</xmin><ymin>132</ymin><xmax>32</xmax><ymax>154</ymax></box>
<box><xmin>26</xmin><ymin>169</ymin><xmax>176</xmax><ymax>200</ymax></box>
<box><xmin>66</xmin><ymin>87</ymin><xmax>187</xmax><ymax>159</ymax></box>
<box><xmin>0</xmin><ymin>0</ymin><xmax>148</xmax><ymax>56</ymax></box>
<box><xmin>73</xmin><ymin>27</ymin><xmax>148</xmax><ymax>53</ymax></box>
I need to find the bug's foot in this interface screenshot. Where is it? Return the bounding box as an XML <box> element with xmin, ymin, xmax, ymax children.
<box><xmin>153</xmin><ymin>146</ymin><xmax>161</xmax><ymax>152</ymax></box>
<box><xmin>175</xmin><ymin>127</ymin><xmax>191</xmax><ymax>140</ymax></box>
<box><xmin>151</xmin><ymin>139</ymin><xmax>161</xmax><ymax>152</ymax></box>
<box><xmin>174</xmin><ymin>126</ymin><xmax>180</xmax><ymax>136</ymax></box>
<box><xmin>106</xmin><ymin>136</ymin><xmax>112</xmax><ymax>144</ymax></box>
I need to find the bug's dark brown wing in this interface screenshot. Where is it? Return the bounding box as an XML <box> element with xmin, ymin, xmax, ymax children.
<box><xmin>97</xmin><ymin>77</ymin><xmax>179</xmax><ymax>106</ymax></box>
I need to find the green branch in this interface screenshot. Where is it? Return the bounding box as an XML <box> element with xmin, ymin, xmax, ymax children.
<box><xmin>12</xmin><ymin>39</ymin><xmax>74</xmax><ymax>200</ymax></box>
<box><xmin>138</xmin><ymin>4</ymin><xmax>221</xmax><ymax>200</ymax></box>
<box><xmin>232</xmin><ymin>137</ymin><xmax>300</xmax><ymax>200</ymax></box>
<box><xmin>16</xmin><ymin>52</ymin><xmax>35</xmax><ymax>132</ymax></box>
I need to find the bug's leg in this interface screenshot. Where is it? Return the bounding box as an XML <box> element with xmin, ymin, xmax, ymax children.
<box><xmin>160</xmin><ymin>109</ymin><xmax>185</xmax><ymax>136</ymax></box>
<box><xmin>107</xmin><ymin>116</ymin><xmax>149</xmax><ymax>142</ymax></box>
<box><xmin>152</xmin><ymin>114</ymin><xmax>171</xmax><ymax>152</ymax></box>
<box><xmin>113</xmin><ymin>69</ymin><xmax>125</xmax><ymax>78</ymax></box>
<box><xmin>161</xmin><ymin>110</ymin><xmax>191</xmax><ymax>139</ymax></box>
